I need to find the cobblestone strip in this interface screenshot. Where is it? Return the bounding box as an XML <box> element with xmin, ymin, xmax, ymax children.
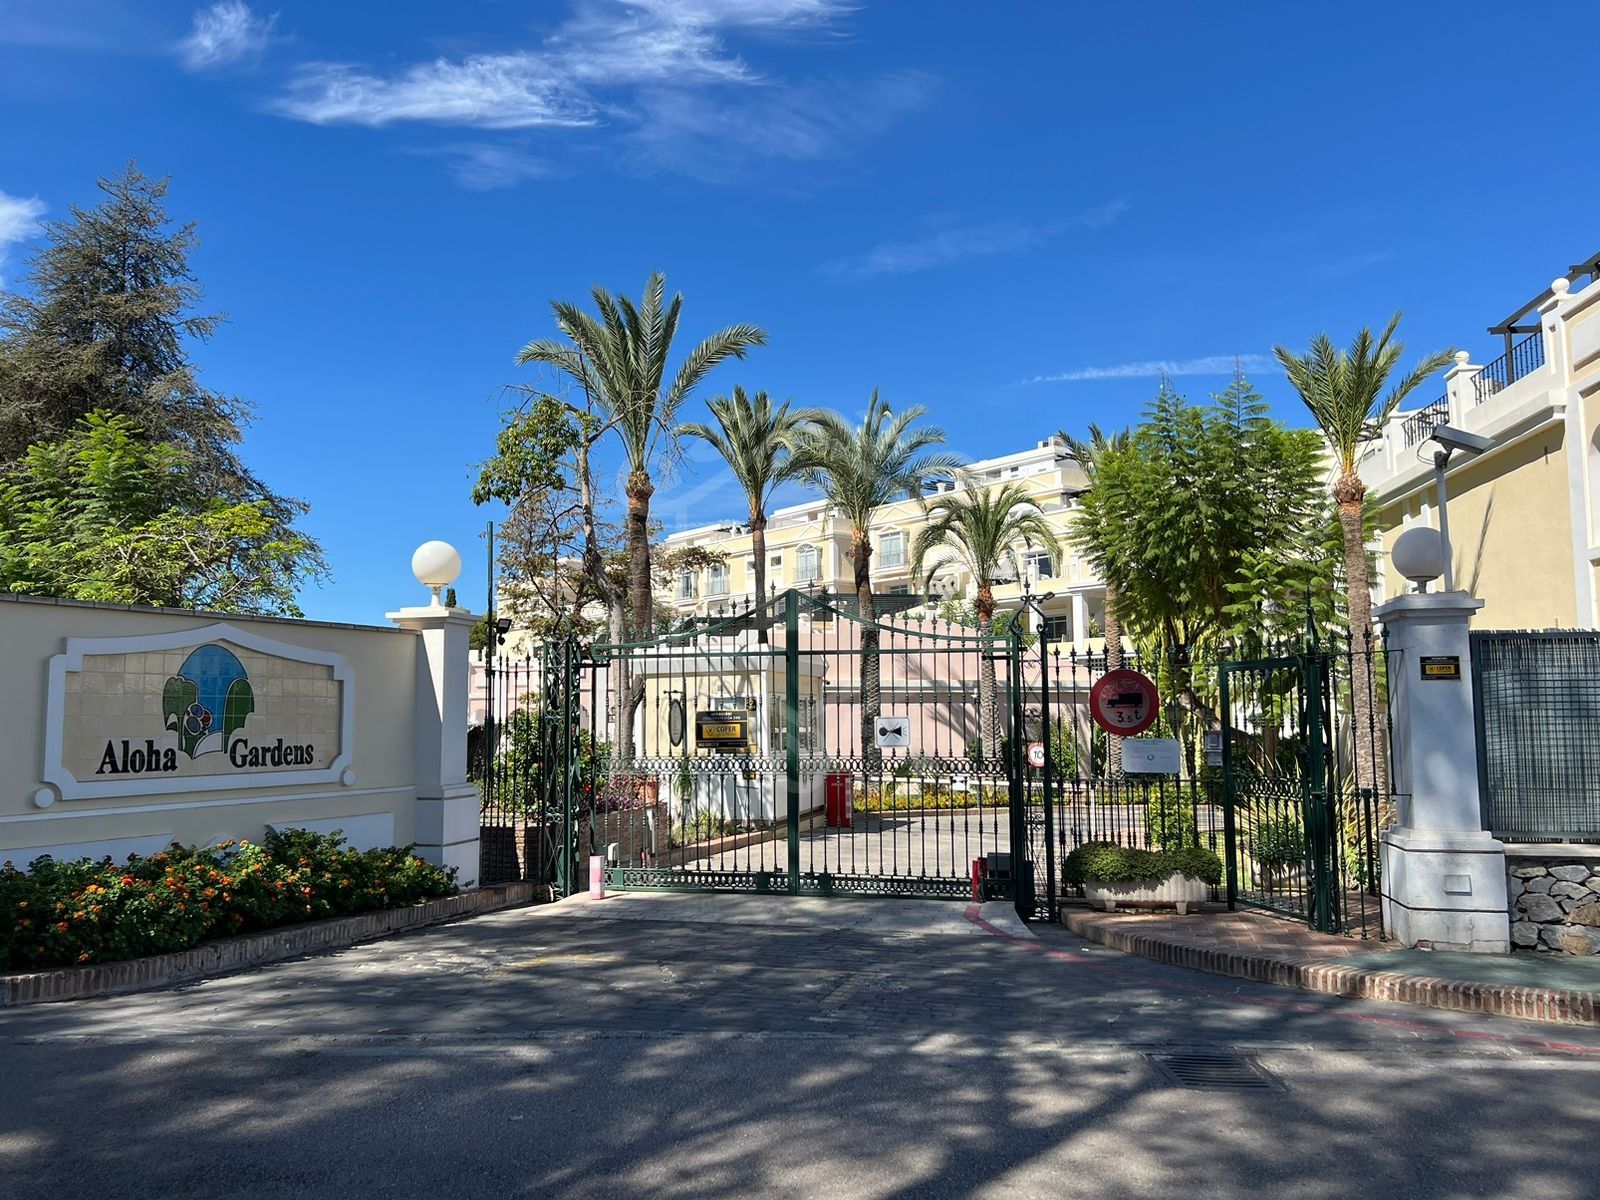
<box><xmin>1061</xmin><ymin>909</ymin><xmax>1600</xmax><ymax>1026</ymax></box>
<box><xmin>1</xmin><ymin>881</ymin><xmax>546</xmax><ymax>1008</ymax></box>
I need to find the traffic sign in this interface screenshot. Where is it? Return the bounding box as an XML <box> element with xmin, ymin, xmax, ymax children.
<box><xmin>1026</xmin><ymin>741</ymin><xmax>1047</xmax><ymax>769</ymax></box>
<box><xmin>1089</xmin><ymin>669</ymin><xmax>1159</xmax><ymax>736</ymax></box>
<box><xmin>874</xmin><ymin>716</ymin><xmax>910</xmax><ymax>748</ymax></box>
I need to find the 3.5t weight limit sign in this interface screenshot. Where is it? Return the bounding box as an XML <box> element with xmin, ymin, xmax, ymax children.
<box><xmin>1089</xmin><ymin>669</ymin><xmax>1159</xmax><ymax>736</ymax></box>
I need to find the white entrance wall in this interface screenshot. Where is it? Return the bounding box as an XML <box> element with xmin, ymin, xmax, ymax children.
<box><xmin>0</xmin><ymin>592</ymin><xmax>479</xmax><ymax>887</ymax></box>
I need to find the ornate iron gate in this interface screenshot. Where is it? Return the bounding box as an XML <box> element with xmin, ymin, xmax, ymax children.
<box><xmin>570</xmin><ymin>588</ymin><xmax>1022</xmax><ymax>902</ymax></box>
<box><xmin>1218</xmin><ymin>632</ymin><xmax>1387</xmax><ymax>937</ymax></box>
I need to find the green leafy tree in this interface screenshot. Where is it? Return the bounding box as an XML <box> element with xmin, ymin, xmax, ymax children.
<box><xmin>0</xmin><ymin>411</ymin><xmax>322</xmax><ymax>614</ymax></box>
<box><xmin>1275</xmin><ymin>317</ymin><xmax>1453</xmax><ymax>791</ymax></box>
<box><xmin>0</xmin><ymin>164</ymin><xmax>317</xmax><ymax>567</ymax></box>
<box><xmin>909</xmin><ymin>479</ymin><xmax>1058</xmax><ymax>768</ymax></box>
<box><xmin>680</xmin><ymin>386</ymin><xmax>809</xmax><ymax>642</ymax></box>
<box><xmin>1069</xmin><ymin>372</ymin><xmax>1330</xmax><ymax>767</ymax></box>
<box><xmin>514</xmin><ymin>273</ymin><xmax>765</xmax><ymax>640</ymax></box>
<box><xmin>794</xmin><ymin>392</ymin><xmax>961</xmax><ymax>760</ymax></box>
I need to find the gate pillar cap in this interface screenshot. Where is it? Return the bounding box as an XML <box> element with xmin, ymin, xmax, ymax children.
<box><xmin>1374</xmin><ymin>591</ymin><xmax>1484</xmax><ymax>624</ymax></box>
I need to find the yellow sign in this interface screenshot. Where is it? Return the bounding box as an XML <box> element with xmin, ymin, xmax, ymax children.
<box><xmin>696</xmin><ymin>710</ymin><xmax>749</xmax><ymax>749</ymax></box>
<box><xmin>700</xmin><ymin>723</ymin><xmax>743</xmax><ymax>739</ymax></box>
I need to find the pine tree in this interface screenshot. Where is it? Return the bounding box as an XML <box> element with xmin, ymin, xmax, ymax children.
<box><xmin>0</xmin><ymin>164</ymin><xmax>315</xmax><ymax>545</ymax></box>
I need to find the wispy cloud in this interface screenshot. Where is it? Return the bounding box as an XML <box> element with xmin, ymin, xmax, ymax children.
<box><xmin>1019</xmin><ymin>353</ymin><xmax>1273</xmax><ymax>384</ymax></box>
<box><xmin>275</xmin><ymin>0</ymin><xmax>850</xmax><ymax>129</ymax></box>
<box><xmin>178</xmin><ymin>1</ymin><xmax>276</xmax><ymax>71</ymax></box>
<box><xmin>266</xmin><ymin>1</ymin><xmax>914</xmax><ymax>185</ymax></box>
<box><xmin>1311</xmin><ymin>249</ymin><xmax>1393</xmax><ymax>280</ymax></box>
<box><xmin>821</xmin><ymin>199</ymin><xmax>1129</xmax><ymax>281</ymax></box>
<box><xmin>423</xmin><ymin>144</ymin><xmax>562</xmax><ymax>191</ymax></box>
<box><xmin>0</xmin><ymin>189</ymin><xmax>47</xmax><ymax>287</ymax></box>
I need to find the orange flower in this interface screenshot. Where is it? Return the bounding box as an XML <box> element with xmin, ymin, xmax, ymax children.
<box><xmin>120</xmin><ymin>875</ymin><xmax>135</xmax><ymax>886</ymax></box>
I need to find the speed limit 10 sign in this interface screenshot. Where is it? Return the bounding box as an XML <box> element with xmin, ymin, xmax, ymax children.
<box><xmin>1026</xmin><ymin>741</ymin><xmax>1047</xmax><ymax>769</ymax></box>
<box><xmin>1089</xmin><ymin>668</ymin><xmax>1159</xmax><ymax>736</ymax></box>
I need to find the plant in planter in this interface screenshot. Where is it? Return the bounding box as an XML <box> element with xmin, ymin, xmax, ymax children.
<box><xmin>1252</xmin><ymin>814</ymin><xmax>1305</xmax><ymax>890</ymax></box>
<box><xmin>1062</xmin><ymin>841</ymin><xmax>1223</xmax><ymax>914</ymax></box>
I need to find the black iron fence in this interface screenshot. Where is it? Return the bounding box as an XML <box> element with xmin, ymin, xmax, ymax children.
<box><xmin>1472</xmin><ymin>630</ymin><xmax>1600</xmax><ymax>841</ymax></box>
<box><xmin>1473</xmin><ymin>332</ymin><xmax>1546</xmax><ymax>404</ymax></box>
<box><xmin>1402</xmin><ymin>396</ymin><xmax>1449</xmax><ymax>448</ymax></box>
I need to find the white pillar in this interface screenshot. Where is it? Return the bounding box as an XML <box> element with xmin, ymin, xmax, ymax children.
<box><xmin>388</xmin><ymin>603</ymin><xmax>480</xmax><ymax>889</ymax></box>
<box><xmin>1443</xmin><ymin>351</ymin><xmax>1481</xmax><ymax>424</ymax></box>
<box><xmin>1071</xmin><ymin>592</ymin><xmax>1090</xmax><ymax>647</ymax></box>
<box><xmin>1375</xmin><ymin>591</ymin><xmax>1508</xmax><ymax>952</ymax></box>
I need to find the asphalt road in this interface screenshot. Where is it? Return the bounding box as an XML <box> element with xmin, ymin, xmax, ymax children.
<box><xmin>4</xmin><ymin>893</ymin><xmax>1599</xmax><ymax>1199</ymax></box>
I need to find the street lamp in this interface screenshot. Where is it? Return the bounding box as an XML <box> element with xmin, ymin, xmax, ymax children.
<box><xmin>1427</xmin><ymin>425</ymin><xmax>1495</xmax><ymax>592</ymax></box>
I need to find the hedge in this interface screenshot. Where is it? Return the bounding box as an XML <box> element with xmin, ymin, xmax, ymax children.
<box><xmin>1062</xmin><ymin>841</ymin><xmax>1223</xmax><ymax>887</ymax></box>
<box><xmin>1</xmin><ymin>828</ymin><xmax>457</xmax><ymax>972</ymax></box>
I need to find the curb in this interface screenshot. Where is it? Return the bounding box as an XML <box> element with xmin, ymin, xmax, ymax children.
<box><xmin>1</xmin><ymin>880</ymin><xmax>546</xmax><ymax>1008</ymax></box>
<box><xmin>1062</xmin><ymin>909</ymin><xmax>1600</xmax><ymax>1026</ymax></box>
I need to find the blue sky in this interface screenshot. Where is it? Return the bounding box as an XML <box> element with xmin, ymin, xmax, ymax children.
<box><xmin>2</xmin><ymin>1</ymin><xmax>1597</xmax><ymax>623</ymax></box>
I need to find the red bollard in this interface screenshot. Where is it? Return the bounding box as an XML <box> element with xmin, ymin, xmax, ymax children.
<box><xmin>971</xmin><ymin>857</ymin><xmax>984</xmax><ymax>902</ymax></box>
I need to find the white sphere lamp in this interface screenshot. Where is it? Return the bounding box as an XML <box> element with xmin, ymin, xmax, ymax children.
<box><xmin>1392</xmin><ymin>526</ymin><xmax>1445</xmax><ymax>593</ymax></box>
<box><xmin>411</xmin><ymin>540</ymin><xmax>462</xmax><ymax>607</ymax></box>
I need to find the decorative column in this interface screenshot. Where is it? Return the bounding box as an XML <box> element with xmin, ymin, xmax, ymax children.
<box><xmin>389</xmin><ymin>541</ymin><xmax>480</xmax><ymax>889</ymax></box>
<box><xmin>1442</xmin><ymin>351</ymin><xmax>1482</xmax><ymax>425</ymax></box>
<box><xmin>1376</xmin><ymin>580</ymin><xmax>1508</xmax><ymax>952</ymax></box>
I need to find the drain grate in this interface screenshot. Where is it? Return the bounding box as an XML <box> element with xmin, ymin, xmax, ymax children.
<box><xmin>1145</xmin><ymin>1052</ymin><xmax>1284</xmax><ymax>1092</ymax></box>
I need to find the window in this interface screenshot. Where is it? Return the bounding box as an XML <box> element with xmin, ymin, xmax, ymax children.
<box><xmin>879</xmin><ymin>530</ymin><xmax>906</xmax><ymax>568</ymax></box>
<box><xmin>797</xmin><ymin>544</ymin><xmax>821</xmax><ymax>582</ymax></box>
<box><xmin>1026</xmin><ymin>551</ymin><xmax>1055</xmax><ymax>579</ymax></box>
<box><xmin>675</xmin><ymin>569</ymin><xmax>698</xmax><ymax>600</ymax></box>
<box><xmin>888</xmin><ymin>585</ymin><xmax>911</xmax><ymax>595</ymax></box>
<box><xmin>708</xmin><ymin>561</ymin><xmax>730</xmax><ymax>596</ymax></box>
<box><xmin>1041</xmin><ymin>615</ymin><xmax>1071</xmax><ymax>643</ymax></box>
<box><xmin>770</xmin><ymin>554</ymin><xmax>783</xmax><ymax>567</ymax></box>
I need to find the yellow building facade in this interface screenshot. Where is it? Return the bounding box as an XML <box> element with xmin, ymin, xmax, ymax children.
<box><xmin>1364</xmin><ymin>259</ymin><xmax>1600</xmax><ymax>630</ymax></box>
<box><xmin>660</xmin><ymin>438</ymin><xmax>1107</xmax><ymax>645</ymax></box>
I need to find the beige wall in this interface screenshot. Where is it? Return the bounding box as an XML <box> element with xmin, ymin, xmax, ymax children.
<box><xmin>1</xmin><ymin>595</ymin><xmax>424</xmax><ymax>868</ymax></box>
<box><xmin>1380</xmin><ymin>428</ymin><xmax>1577</xmax><ymax>628</ymax></box>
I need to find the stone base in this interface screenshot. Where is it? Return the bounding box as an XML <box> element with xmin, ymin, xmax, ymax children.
<box><xmin>1381</xmin><ymin>827</ymin><xmax>1510</xmax><ymax>953</ymax></box>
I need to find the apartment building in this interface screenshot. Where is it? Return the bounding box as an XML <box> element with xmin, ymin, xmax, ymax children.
<box><xmin>660</xmin><ymin>437</ymin><xmax>1108</xmax><ymax>645</ymax></box>
<box><xmin>1362</xmin><ymin>254</ymin><xmax>1600</xmax><ymax>629</ymax></box>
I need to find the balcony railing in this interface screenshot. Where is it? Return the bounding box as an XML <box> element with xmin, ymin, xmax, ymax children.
<box><xmin>1401</xmin><ymin>395</ymin><xmax>1449</xmax><ymax>448</ymax></box>
<box><xmin>1473</xmin><ymin>332</ymin><xmax>1546</xmax><ymax>405</ymax></box>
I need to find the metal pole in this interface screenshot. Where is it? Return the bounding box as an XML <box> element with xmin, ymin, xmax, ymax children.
<box><xmin>1434</xmin><ymin>450</ymin><xmax>1455</xmax><ymax>591</ymax></box>
<box><xmin>784</xmin><ymin>589</ymin><xmax>801</xmax><ymax>895</ymax></box>
<box><xmin>483</xmin><ymin>521</ymin><xmax>496</xmax><ymax>826</ymax></box>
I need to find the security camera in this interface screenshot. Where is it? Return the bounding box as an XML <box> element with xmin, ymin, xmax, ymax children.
<box><xmin>1430</xmin><ymin>425</ymin><xmax>1494</xmax><ymax>457</ymax></box>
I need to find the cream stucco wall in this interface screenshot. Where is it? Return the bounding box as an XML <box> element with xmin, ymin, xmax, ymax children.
<box><xmin>1</xmin><ymin>595</ymin><xmax>425</xmax><ymax>868</ymax></box>
<box><xmin>1380</xmin><ymin>428</ymin><xmax>1576</xmax><ymax>628</ymax></box>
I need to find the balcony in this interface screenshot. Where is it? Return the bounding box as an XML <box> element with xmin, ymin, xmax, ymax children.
<box><xmin>1361</xmin><ymin>274</ymin><xmax>1589</xmax><ymax>502</ymax></box>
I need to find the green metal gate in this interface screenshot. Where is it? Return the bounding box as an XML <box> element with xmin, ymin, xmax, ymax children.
<box><xmin>564</xmin><ymin>588</ymin><xmax>1024</xmax><ymax>903</ymax></box>
<box><xmin>1218</xmin><ymin>632</ymin><xmax>1386</xmax><ymax>937</ymax></box>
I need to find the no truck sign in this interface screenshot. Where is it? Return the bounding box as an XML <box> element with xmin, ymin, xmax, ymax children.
<box><xmin>1088</xmin><ymin>669</ymin><xmax>1159</xmax><ymax>737</ymax></box>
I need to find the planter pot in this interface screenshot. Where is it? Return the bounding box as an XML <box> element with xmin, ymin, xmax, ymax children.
<box><xmin>1083</xmin><ymin>871</ymin><xmax>1209</xmax><ymax>915</ymax></box>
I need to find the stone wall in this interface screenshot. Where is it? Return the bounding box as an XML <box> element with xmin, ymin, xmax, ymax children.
<box><xmin>1508</xmin><ymin>855</ymin><xmax>1600</xmax><ymax>954</ymax></box>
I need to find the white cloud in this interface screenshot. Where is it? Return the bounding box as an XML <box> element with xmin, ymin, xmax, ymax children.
<box><xmin>178</xmin><ymin>1</ymin><xmax>275</xmax><ymax>71</ymax></box>
<box><xmin>1019</xmin><ymin>354</ymin><xmax>1274</xmax><ymax>384</ymax></box>
<box><xmin>270</xmin><ymin>0</ymin><xmax>889</xmax><ymax>170</ymax></box>
<box><xmin>821</xmin><ymin>199</ymin><xmax>1129</xmax><ymax>281</ymax></box>
<box><xmin>0</xmin><ymin>190</ymin><xmax>47</xmax><ymax>287</ymax></box>
<box><xmin>426</xmin><ymin>144</ymin><xmax>562</xmax><ymax>191</ymax></box>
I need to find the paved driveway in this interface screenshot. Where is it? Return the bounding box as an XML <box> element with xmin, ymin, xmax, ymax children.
<box><xmin>4</xmin><ymin>893</ymin><xmax>1600</xmax><ymax>1199</ymax></box>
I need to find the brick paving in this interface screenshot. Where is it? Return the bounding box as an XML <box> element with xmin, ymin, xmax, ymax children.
<box><xmin>1063</xmin><ymin>904</ymin><xmax>1600</xmax><ymax>1025</ymax></box>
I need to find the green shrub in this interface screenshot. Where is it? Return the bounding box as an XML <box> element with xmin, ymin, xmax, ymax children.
<box><xmin>1253</xmin><ymin>815</ymin><xmax>1305</xmax><ymax>869</ymax></box>
<box><xmin>1062</xmin><ymin>841</ymin><xmax>1222</xmax><ymax>887</ymax></box>
<box><xmin>0</xmin><ymin>829</ymin><xmax>457</xmax><ymax>972</ymax></box>
<box><xmin>1145</xmin><ymin>788</ymin><xmax>1198</xmax><ymax>849</ymax></box>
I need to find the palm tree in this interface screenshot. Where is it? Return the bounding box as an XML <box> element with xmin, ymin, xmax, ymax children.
<box><xmin>795</xmin><ymin>392</ymin><xmax>962</xmax><ymax>758</ymax></box>
<box><xmin>1274</xmin><ymin>314</ymin><xmax>1453</xmax><ymax>792</ymax></box>
<box><xmin>1060</xmin><ymin>424</ymin><xmax>1131</xmax><ymax>776</ymax></box>
<box><xmin>909</xmin><ymin>479</ymin><xmax>1060</xmax><ymax>768</ymax></box>
<box><xmin>517</xmin><ymin>273</ymin><xmax>766</xmax><ymax>641</ymax></box>
<box><xmin>680</xmin><ymin>386</ymin><xmax>810</xmax><ymax>642</ymax></box>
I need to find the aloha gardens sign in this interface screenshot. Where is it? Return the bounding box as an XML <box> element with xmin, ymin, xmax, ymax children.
<box><xmin>43</xmin><ymin>623</ymin><xmax>355</xmax><ymax>801</ymax></box>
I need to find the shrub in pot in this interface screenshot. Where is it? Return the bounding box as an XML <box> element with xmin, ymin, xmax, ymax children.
<box><xmin>1062</xmin><ymin>841</ymin><xmax>1223</xmax><ymax>914</ymax></box>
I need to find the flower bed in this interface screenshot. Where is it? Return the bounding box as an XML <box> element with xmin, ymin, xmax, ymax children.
<box><xmin>0</xmin><ymin>828</ymin><xmax>457</xmax><ymax>972</ymax></box>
